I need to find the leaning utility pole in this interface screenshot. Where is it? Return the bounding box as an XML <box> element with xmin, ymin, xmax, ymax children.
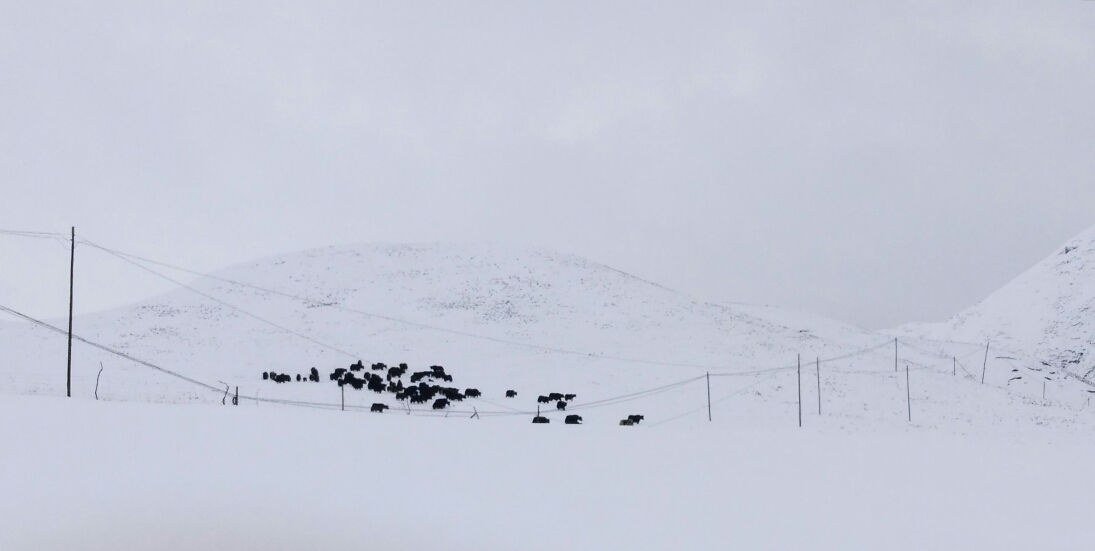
<box><xmin>66</xmin><ymin>227</ymin><xmax>75</xmax><ymax>398</ymax></box>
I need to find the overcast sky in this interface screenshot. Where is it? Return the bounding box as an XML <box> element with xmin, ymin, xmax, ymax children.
<box><xmin>1</xmin><ymin>0</ymin><xmax>1094</xmax><ymax>329</ymax></box>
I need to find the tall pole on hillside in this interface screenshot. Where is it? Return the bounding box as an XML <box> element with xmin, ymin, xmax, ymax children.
<box><xmin>797</xmin><ymin>355</ymin><xmax>802</xmax><ymax>428</ymax></box>
<box><xmin>706</xmin><ymin>372</ymin><xmax>711</xmax><ymax>422</ymax></box>
<box><xmin>894</xmin><ymin>338</ymin><xmax>898</xmax><ymax>372</ymax></box>
<box><xmin>816</xmin><ymin>357</ymin><xmax>821</xmax><ymax>415</ymax></box>
<box><xmin>981</xmin><ymin>342</ymin><xmax>990</xmax><ymax>384</ymax></box>
<box><xmin>953</xmin><ymin>357</ymin><xmax>956</xmax><ymax>377</ymax></box>
<box><xmin>66</xmin><ymin>226</ymin><xmax>75</xmax><ymax>398</ymax></box>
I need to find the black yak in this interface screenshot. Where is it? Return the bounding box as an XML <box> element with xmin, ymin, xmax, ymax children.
<box><xmin>556</xmin><ymin>401</ymin><xmax>567</xmax><ymax>411</ymax></box>
<box><xmin>464</xmin><ymin>388</ymin><xmax>481</xmax><ymax>398</ymax></box>
<box><xmin>432</xmin><ymin>398</ymin><xmax>450</xmax><ymax>410</ymax></box>
<box><xmin>309</xmin><ymin>367</ymin><xmax>320</xmax><ymax>382</ymax></box>
<box><xmin>619</xmin><ymin>419</ymin><xmax>634</xmax><ymax>426</ymax></box>
<box><xmin>564</xmin><ymin>394</ymin><xmax>576</xmax><ymax>401</ymax></box>
<box><xmin>370</xmin><ymin>403</ymin><xmax>389</xmax><ymax>413</ymax></box>
<box><xmin>505</xmin><ymin>390</ymin><xmax>517</xmax><ymax>398</ymax></box>
<box><xmin>532</xmin><ymin>416</ymin><xmax>550</xmax><ymax>424</ymax></box>
<box><xmin>537</xmin><ymin>395</ymin><xmax>551</xmax><ymax>404</ymax></box>
<box><xmin>349</xmin><ymin>360</ymin><xmax>365</xmax><ymax>372</ymax></box>
<box><xmin>275</xmin><ymin>374</ymin><xmax>291</xmax><ymax>383</ymax></box>
<box><xmin>627</xmin><ymin>415</ymin><xmax>645</xmax><ymax>424</ymax></box>
<box><xmin>262</xmin><ymin>372</ymin><xmax>269</xmax><ymax>380</ymax></box>
<box><xmin>547</xmin><ymin>393</ymin><xmax>564</xmax><ymax>401</ymax></box>
<box><xmin>565</xmin><ymin>415</ymin><xmax>582</xmax><ymax>425</ymax></box>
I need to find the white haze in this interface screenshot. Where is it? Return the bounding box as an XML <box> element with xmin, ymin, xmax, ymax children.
<box><xmin>2</xmin><ymin>1</ymin><xmax>1095</xmax><ymax>328</ymax></box>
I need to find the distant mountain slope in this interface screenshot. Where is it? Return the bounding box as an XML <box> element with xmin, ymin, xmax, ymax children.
<box><xmin>897</xmin><ymin>224</ymin><xmax>1095</xmax><ymax>377</ymax></box>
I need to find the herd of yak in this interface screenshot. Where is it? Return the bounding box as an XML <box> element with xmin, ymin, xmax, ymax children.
<box><xmin>262</xmin><ymin>361</ymin><xmax>645</xmax><ymax>426</ymax></box>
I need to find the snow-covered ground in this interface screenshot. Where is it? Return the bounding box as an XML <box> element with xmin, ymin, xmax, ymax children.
<box><xmin>3</xmin><ymin>394</ymin><xmax>1095</xmax><ymax>551</ymax></box>
<box><xmin>3</xmin><ymin>238</ymin><xmax>1095</xmax><ymax>549</ymax></box>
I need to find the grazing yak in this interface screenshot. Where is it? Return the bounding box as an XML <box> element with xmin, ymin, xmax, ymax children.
<box><xmin>309</xmin><ymin>367</ymin><xmax>320</xmax><ymax>382</ymax></box>
<box><xmin>564</xmin><ymin>394</ymin><xmax>576</xmax><ymax>401</ymax></box>
<box><xmin>565</xmin><ymin>415</ymin><xmax>582</xmax><ymax>425</ymax></box>
<box><xmin>464</xmin><ymin>388</ymin><xmax>481</xmax><ymax>398</ymax></box>
<box><xmin>532</xmin><ymin>416</ymin><xmax>550</xmax><ymax>424</ymax></box>
<box><xmin>627</xmin><ymin>415</ymin><xmax>644</xmax><ymax>424</ymax></box>
<box><xmin>547</xmin><ymin>392</ymin><xmax>564</xmax><ymax>402</ymax></box>
<box><xmin>556</xmin><ymin>401</ymin><xmax>567</xmax><ymax>411</ymax></box>
<box><xmin>537</xmin><ymin>395</ymin><xmax>551</xmax><ymax>404</ymax></box>
<box><xmin>330</xmin><ymin>367</ymin><xmax>347</xmax><ymax>381</ymax></box>
<box><xmin>370</xmin><ymin>403</ymin><xmax>389</xmax><ymax>413</ymax></box>
<box><xmin>505</xmin><ymin>390</ymin><xmax>517</xmax><ymax>398</ymax></box>
<box><xmin>619</xmin><ymin>419</ymin><xmax>634</xmax><ymax>426</ymax></box>
<box><xmin>274</xmin><ymin>373</ymin><xmax>291</xmax><ymax>383</ymax></box>
<box><xmin>349</xmin><ymin>360</ymin><xmax>365</xmax><ymax>372</ymax></box>
<box><xmin>432</xmin><ymin>398</ymin><xmax>450</xmax><ymax>410</ymax></box>
<box><xmin>296</xmin><ymin>374</ymin><xmax>302</xmax><ymax>382</ymax></box>
<box><xmin>262</xmin><ymin>372</ymin><xmax>269</xmax><ymax>380</ymax></box>
<box><xmin>387</xmin><ymin>366</ymin><xmax>407</xmax><ymax>380</ymax></box>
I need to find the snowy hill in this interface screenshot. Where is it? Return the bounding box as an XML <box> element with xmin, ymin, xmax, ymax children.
<box><xmin>2</xmin><ymin>241</ymin><xmax>1093</xmax><ymax>430</ymax></box>
<box><xmin>896</xmin><ymin>224</ymin><xmax>1095</xmax><ymax>383</ymax></box>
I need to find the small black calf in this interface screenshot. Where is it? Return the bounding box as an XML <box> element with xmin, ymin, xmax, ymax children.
<box><xmin>564</xmin><ymin>394</ymin><xmax>576</xmax><ymax>401</ymax></box>
<box><xmin>556</xmin><ymin>401</ymin><xmax>567</xmax><ymax>411</ymax></box>
<box><xmin>262</xmin><ymin>372</ymin><xmax>269</xmax><ymax>380</ymax></box>
<box><xmin>505</xmin><ymin>390</ymin><xmax>517</xmax><ymax>398</ymax></box>
<box><xmin>370</xmin><ymin>403</ymin><xmax>389</xmax><ymax>412</ymax></box>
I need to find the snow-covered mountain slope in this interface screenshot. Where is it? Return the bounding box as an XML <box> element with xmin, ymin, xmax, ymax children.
<box><xmin>2</xmin><ymin>242</ymin><xmax>1093</xmax><ymax>431</ymax></box>
<box><xmin>895</xmin><ymin>225</ymin><xmax>1095</xmax><ymax>382</ymax></box>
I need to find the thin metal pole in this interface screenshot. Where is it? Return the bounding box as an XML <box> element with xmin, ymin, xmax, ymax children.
<box><xmin>906</xmin><ymin>365</ymin><xmax>911</xmax><ymax>422</ymax></box>
<box><xmin>706</xmin><ymin>371</ymin><xmax>711</xmax><ymax>422</ymax></box>
<box><xmin>894</xmin><ymin>338</ymin><xmax>898</xmax><ymax>372</ymax></box>
<box><xmin>66</xmin><ymin>226</ymin><xmax>75</xmax><ymax>398</ymax></box>
<box><xmin>797</xmin><ymin>355</ymin><xmax>802</xmax><ymax>428</ymax></box>
<box><xmin>816</xmin><ymin>357</ymin><xmax>821</xmax><ymax>415</ymax></box>
<box><xmin>341</xmin><ymin>384</ymin><xmax>345</xmax><ymax>411</ymax></box>
<box><xmin>953</xmin><ymin>357</ymin><xmax>956</xmax><ymax>376</ymax></box>
<box><xmin>981</xmin><ymin>342</ymin><xmax>990</xmax><ymax>384</ymax></box>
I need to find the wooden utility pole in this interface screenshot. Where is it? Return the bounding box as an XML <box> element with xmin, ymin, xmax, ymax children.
<box><xmin>981</xmin><ymin>342</ymin><xmax>990</xmax><ymax>384</ymax></box>
<box><xmin>816</xmin><ymin>357</ymin><xmax>821</xmax><ymax>415</ymax></box>
<box><xmin>797</xmin><ymin>355</ymin><xmax>802</xmax><ymax>428</ymax></box>
<box><xmin>906</xmin><ymin>365</ymin><xmax>911</xmax><ymax>422</ymax></box>
<box><xmin>66</xmin><ymin>226</ymin><xmax>75</xmax><ymax>398</ymax></box>
<box><xmin>706</xmin><ymin>371</ymin><xmax>711</xmax><ymax>422</ymax></box>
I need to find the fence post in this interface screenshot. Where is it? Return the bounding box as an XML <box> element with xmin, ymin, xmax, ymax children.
<box><xmin>797</xmin><ymin>355</ymin><xmax>802</xmax><ymax>428</ymax></box>
<box><xmin>94</xmin><ymin>361</ymin><xmax>102</xmax><ymax>400</ymax></box>
<box><xmin>953</xmin><ymin>356</ymin><xmax>956</xmax><ymax>376</ymax></box>
<box><xmin>341</xmin><ymin>384</ymin><xmax>345</xmax><ymax>411</ymax></box>
<box><xmin>894</xmin><ymin>338</ymin><xmax>898</xmax><ymax>372</ymax></box>
<box><xmin>706</xmin><ymin>371</ymin><xmax>712</xmax><ymax>422</ymax></box>
<box><xmin>981</xmin><ymin>342</ymin><xmax>990</xmax><ymax>384</ymax></box>
<box><xmin>816</xmin><ymin>357</ymin><xmax>821</xmax><ymax>415</ymax></box>
<box><xmin>906</xmin><ymin>365</ymin><xmax>911</xmax><ymax>422</ymax></box>
<box><xmin>233</xmin><ymin>386</ymin><xmax>238</xmax><ymax>406</ymax></box>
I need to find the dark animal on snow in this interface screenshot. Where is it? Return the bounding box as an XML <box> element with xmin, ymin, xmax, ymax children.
<box><xmin>564</xmin><ymin>394</ymin><xmax>576</xmax><ymax>401</ymax></box>
<box><xmin>619</xmin><ymin>419</ymin><xmax>634</xmax><ymax>426</ymax></box>
<box><xmin>565</xmin><ymin>415</ymin><xmax>582</xmax><ymax>425</ymax></box>
<box><xmin>441</xmin><ymin>388</ymin><xmax>465</xmax><ymax>401</ymax></box>
<box><xmin>296</xmin><ymin>374</ymin><xmax>301</xmax><ymax>382</ymax></box>
<box><xmin>441</xmin><ymin>374</ymin><xmax>453</xmax><ymax>382</ymax></box>
<box><xmin>532</xmin><ymin>416</ymin><xmax>550</xmax><ymax>424</ymax></box>
<box><xmin>556</xmin><ymin>401</ymin><xmax>567</xmax><ymax>411</ymax></box>
<box><xmin>410</xmin><ymin>394</ymin><xmax>428</xmax><ymax>404</ymax></box>
<box><xmin>275</xmin><ymin>374</ymin><xmax>291</xmax><ymax>383</ymax></box>
<box><xmin>432</xmin><ymin>398</ymin><xmax>450</xmax><ymax>410</ymax></box>
<box><xmin>387</xmin><ymin>366</ymin><xmax>407</xmax><ymax>380</ymax></box>
<box><xmin>547</xmin><ymin>393</ymin><xmax>564</xmax><ymax>402</ymax></box>
<box><xmin>370</xmin><ymin>403</ymin><xmax>389</xmax><ymax>413</ymax></box>
<box><xmin>399</xmin><ymin>363</ymin><xmax>408</xmax><ymax>369</ymax></box>
<box><xmin>309</xmin><ymin>367</ymin><xmax>320</xmax><ymax>382</ymax></box>
<box><xmin>349</xmin><ymin>360</ymin><xmax>365</xmax><ymax>372</ymax></box>
<box><xmin>410</xmin><ymin>371</ymin><xmax>433</xmax><ymax>383</ymax></box>
<box><xmin>262</xmin><ymin>372</ymin><xmax>269</xmax><ymax>380</ymax></box>
<box><xmin>430</xmin><ymin>365</ymin><xmax>446</xmax><ymax>375</ymax></box>
<box><xmin>395</xmin><ymin>392</ymin><xmax>408</xmax><ymax>401</ymax></box>
<box><xmin>464</xmin><ymin>388</ymin><xmax>481</xmax><ymax>398</ymax></box>
<box><xmin>627</xmin><ymin>415</ymin><xmax>645</xmax><ymax>424</ymax></box>
<box><xmin>330</xmin><ymin>368</ymin><xmax>347</xmax><ymax>381</ymax></box>
<box><xmin>506</xmin><ymin>390</ymin><xmax>517</xmax><ymax>398</ymax></box>
<box><xmin>537</xmin><ymin>395</ymin><xmax>551</xmax><ymax>404</ymax></box>
<box><xmin>368</xmin><ymin>380</ymin><xmax>386</xmax><ymax>394</ymax></box>
<box><xmin>372</xmin><ymin>362</ymin><xmax>387</xmax><ymax>371</ymax></box>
